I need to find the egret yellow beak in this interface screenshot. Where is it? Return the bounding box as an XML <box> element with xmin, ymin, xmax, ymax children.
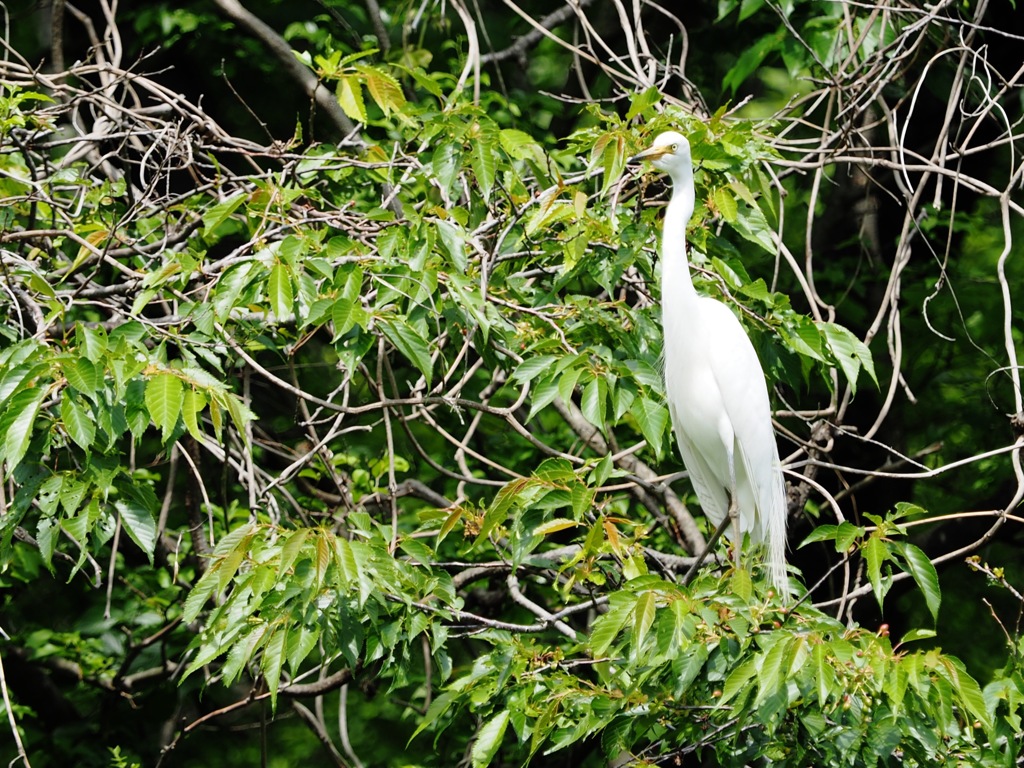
<box><xmin>628</xmin><ymin>144</ymin><xmax>672</xmax><ymax>163</ymax></box>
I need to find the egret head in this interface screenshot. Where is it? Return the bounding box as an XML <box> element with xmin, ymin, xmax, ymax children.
<box><xmin>630</xmin><ymin>131</ymin><xmax>692</xmax><ymax>175</ymax></box>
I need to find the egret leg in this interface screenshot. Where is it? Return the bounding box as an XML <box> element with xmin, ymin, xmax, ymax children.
<box><xmin>728</xmin><ymin>494</ymin><xmax>741</xmax><ymax>571</ymax></box>
<box><xmin>682</xmin><ymin>513</ymin><xmax>733</xmax><ymax>586</ymax></box>
<box><xmin>726</xmin><ymin>440</ymin><xmax>741</xmax><ymax>571</ymax></box>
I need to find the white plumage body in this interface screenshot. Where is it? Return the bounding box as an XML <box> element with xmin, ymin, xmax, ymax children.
<box><xmin>633</xmin><ymin>131</ymin><xmax>789</xmax><ymax>592</ymax></box>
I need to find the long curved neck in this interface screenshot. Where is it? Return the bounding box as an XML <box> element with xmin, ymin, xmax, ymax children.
<box><xmin>661</xmin><ymin>167</ymin><xmax>697</xmax><ymax>304</ymax></box>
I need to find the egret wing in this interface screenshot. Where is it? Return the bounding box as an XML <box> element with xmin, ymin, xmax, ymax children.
<box><xmin>699</xmin><ymin>298</ymin><xmax>788</xmax><ymax>587</ymax></box>
<box><xmin>667</xmin><ymin>398</ymin><xmax>730</xmax><ymax>530</ymax></box>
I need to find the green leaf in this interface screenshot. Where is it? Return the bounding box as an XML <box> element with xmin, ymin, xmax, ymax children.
<box><xmin>63</xmin><ymin>357</ymin><xmax>100</xmax><ymax>398</ymax></box>
<box><xmin>357</xmin><ymin>64</ymin><xmax>406</xmax><ymax>116</ymax></box>
<box><xmin>471</xmin><ymin>709</ymin><xmax>510</xmax><ymax>768</ymax></box>
<box><xmin>864</xmin><ymin>534</ymin><xmax>889</xmax><ymax>609</ymax></box>
<box><xmin>499</xmin><ymin>128</ymin><xmax>544</xmax><ymax>163</ymax></box>
<box><xmin>800</xmin><ymin>524</ymin><xmax>837</xmax><ymax>546</ymax></box>
<box><xmin>714</xmin><ymin>186</ymin><xmax>739</xmax><ymax>223</ymax></box>
<box><xmin>1</xmin><ymin>387</ymin><xmax>47</xmax><ymax>472</ymax></box>
<box><xmin>722</xmin><ymin>28</ymin><xmax>783</xmax><ymax>94</ymax></box>
<box><xmin>145</xmin><ymin>373</ymin><xmax>184</xmax><ymax>441</ymax></box>
<box><xmin>331</xmin><ymin>297</ymin><xmax>366</xmax><ymax>338</ymax></box>
<box><xmin>755</xmin><ymin>635</ymin><xmax>791</xmax><ymax>707</ymax></box>
<box><xmin>835</xmin><ymin>521</ymin><xmax>863</xmax><ymax>552</ymax></box>
<box><xmin>589</xmin><ymin>594</ymin><xmax>634</xmax><ymax>656</ymax></box>
<box><xmin>181</xmin><ymin>388</ymin><xmax>207</xmax><ymax>440</ymax></box>
<box><xmin>900</xmin><ymin>628</ymin><xmax>937</xmax><ymax>644</ymax></box>
<box><xmin>719</xmin><ymin>657</ymin><xmax>757</xmax><ymax>706</ymax></box>
<box><xmin>895</xmin><ymin>542</ymin><xmax>941</xmax><ymax>624</ymax></box>
<box><xmin>60</xmin><ymin>392</ymin><xmax>95</xmax><ymax>451</ymax></box>
<box><xmin>533</xmin><ymin>518</ymin><xmax>579</xmax><ymax>536</ymax></box>
<box><xmin>268</xmin><ymin>262</ymin><xmax>294</xmax><ymax>319</ymax></box>
<box><xmin>379</xmin><ymin>317</ymin><xmax>433</xmax><ymax>387</ymax></box>
<box><xmin>625</xmin><ymin>86</ymin><xmax>662</xmax><ymax>120</ymax></box>
<box><xmin>632</xmin><ymin>590</ymin><xmax>657</xmax><ymax>649</ymax></box>
<box><xmin>580</xmin><ymin>376</ymin><xmax>607</xmax><ymax>431</ymax></box>
<box><xmin>593</xmin><ymin>132</ymin><xmax>626</xmax><ymax>196</ymax></box>
<box><xmin>202</xmin><ymin>191</ymin><xmax>246</xmax><ymax>236</ymax></box>
<box><xmin>115</xmin><ymin>498</ymin><xmax>157</xmax><ymax>563</ymax></box>
<box><xmin>36</xmin><ymin>516</ymin><xmax>58</xmax><ymax>569</ymax></box>
<box><xmin>629</xmin><ymin>396</ymin><xmax>668</xmax><ymax>457</ymax></box>
<box><xmin>336</xmin><ymin>75</ymin><xmax>367</xmax><ymax>123</ymax></box>
<box><xmin>261</xmin><ymin>627</ymin><xmax>287</xmax><ymax>711</ymax></box>
<box><xmin>512</xmin><ymin>355</ymin><xmax>558</xmax><ymax>383</ymax></box>
<box><xmin>432</xmin><ymin>142</ymin><xmax>462</xmax><ymax>199</ymax></box>
<box><xmin>434</xmin><ymin>218</ymin><xmax>467</xmax><ymax>271</ymax></box>
<box><xmin>729</xmin><ymin>196</ymin><xmax>775</xmax><ymax>253</ymax></box>
<box><xmin>470</xmin><ymin>119</ymin><xmax>499</xmax><ymax>201</ymax></box>
<box><xmin>822</xmin><ymin>322</ymin><xmax>877</xmax><ymax>394</ymax></box>
<box><xmin>182</xmin><ymin>568</ymin><xmax>220</xmax><ymax>623</ymax></box>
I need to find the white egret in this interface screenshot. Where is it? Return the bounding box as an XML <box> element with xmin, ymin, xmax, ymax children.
<box><xmin>631</xmin><ymin>131</ymin><xmax>788</xmax><ymax>593</ymax></box>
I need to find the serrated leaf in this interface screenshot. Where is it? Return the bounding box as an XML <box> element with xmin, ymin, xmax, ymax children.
<box><xmin>900</xmin><ymin>628</ymin><xmax>937</xmax><ymax>644</ymax></box>
<box><xmin>432</xmin><ymin>142</ymin><xmax>461</xmax><ymax>200</ymax></box>
<box><xmin>276</xmin><ymin>530</ymin><xmax>308</xmax><ymax>579</ymax></box>
<box><xmin>719</xmin><ymin>657</ymin><xmax>757</xmax><ymax>706</ymax></box>
<box><xmin>336</xmin><ymin>75</ymin><xmax>367</xmax><ymax>123</ymax></box>
<box><xmin>64</xmin><ymin>357</ymin><xmax>100</xmax><ymax>398</ymax></box>
<box><xmin>822</xmin><ymin>322</ymin><xmax>877</xmax><ymax>394</ymax></box>
<box><xmin>36</xmin><ymin>516</ymin><xmax>58</xmax><ymax>570</ymax></box>
<box><xmin>813</xmin><ymin>643</ymin><xmax>836</xmax><ymax>706</ymax></box>
<box><xmin>202</xmin><ymin>191</ymin><xmax>246</xmax><ymax>236</ymax></box>
<box><xmin>896</xmin><ymin>541</ymin><xmax>941</xmax><ymax>623</ymax></box>
<box><xmin>570</xmin><ymin>483</ymin><xmax>595</xmax><ymax>519</ymax></box>
<box><xmin>835</xmin><ymin>521</ymin><xmax>863</xmax><ymax>552</ymax></box>
<box><xmin>336</xmin><ymin>537</ymin><xmax>359</xmax><ymax>585</ymax></box>
<box><xmin>471</xmin><ymin>709</ymin><xmax>510</xmax><ymax>768</ymax></box>
<box><xmin>434</xmin><ymin>218</ymin><xmax>467</xmax><ymax>271</ymax></box>
<box><xmin>115</xmin><ymin>497</ymin><xmax>157</xmax><ymax>563</ymax></box>
<box><xmin>714</xmin><ymin>186</ymin><xmax>739</xmax><ymax>223</ymax></box>
<box><xmin>358</xmin><ymin>65</ymin><xmax>406</xmax><ymax>116</ymax></box>
<box><xmin>629</xmin><ymin>396</ymin><xmax>668</xmax><ymax>457</ymax></box>
<box><xmin>181</xmin><ymin>569</ymin><xmax>218</xmax><ymax>623</ymax></box>
<box><xmin>799</xmin><ymin>523</ymin><xmax>837</xmax><ymax>546</ymax></box>
<box><xmin>580</xmin><ymin>376</ymin><xmax>607</xmax><ymax>431</ymax></box>
<box><xmin>217</xmin><ymin>539</ymin><xmax>248</xmax><ymax>594</ymax></box>
<box><xmin>632</xmin><ymin>590</ymin><xmax>657</xmax><ymax>649</ymax></box>
<box><xmin>625</xmin><ymin>85</ymin><xmax>662</xmax><ymax>120</ymax></box>
<box><xmin>268</xmin><ymin>262</ymin><xmax>293</xmax><ymax>319</ymax></box>
<box><xmin>526</xmin><ymin>376</ymin><xmax>559</xmax><ymax>421</ymax></box>
<box><xmin>436</xmin><ymin>506</ymin><xmax>464</xmax><ymax>546</ymax></box>
<box><xmin>261</xmin><ymin>627</ymin><xmax>287</xmax><ymax>711</ymax></box>
<box><xmin>864</xmin><ymin>534</ymin><xmax>889</xmax><ymax>608</ymax></box>
<box><xmin>729</xmin><ymin>197</ymin><xmax>775</xmax><ymax>253</ymax></box>
<box><xmin>589</xmin><ymin>595</ymin><xmax>634</xmax><ymax>656</ymax></box>
<box><xmin>331</xmin><ymin>296</ymin><xmax>365</xmax><ymax>339</ymax></box>
<box><xmin>181</xmin><ymin>388</ymin><xmax>207</xmax><ymax>440</ymax></box>
<box><xmin>533</xmin><ymin>517</ymin><xmax>579</xmax><ymax>536</ymax></box>
<box><xmin>60</xmin><ymin>392</ymin><xmax>95</xmax><ymax>451</ymax></box>
<box><xmin>221</xmin><ymin>392</ymin><xmax>256</xmax><ymax>440</ymax></box>
<box><xmin>755</xmin><ymin>636</ymin><xmax>791</xmax><ymax>707</ymax></box>
<box><xmin>470</xmin><ymin>120</ymin><xmax>499</xmax><ymax>201</ymax></box>
<box><xmin>145</xmin><ymin>373</ymin><xmax>183</xmax><ymax>441</ymax></box>
<box><xmin>1</xmin><ymin>387</ymin><xmax>46</xmax><ymax>472</ymax></box>
<box><xmin>557</xmin><ymin>366</ymin><xmax>582</xmax><ymax>406</ymax></box>
<box><xmin>499</xmin><ymin>128</ymin><xmax>544</xmax><ymax>163</ymax></box>
<box><xmin>512</xmin><ymin>355</ymin><xmax>558</xmax><ymax>383</ymax></box>
<box><xmin>594</xmin><ymin>132</ymin><xmax>626</xmax><ymax>196</ymax></box>
<box><xmin>379</xmin><ymin>317</ymin><xmax>433</xmax><ymax>387</ymax></box>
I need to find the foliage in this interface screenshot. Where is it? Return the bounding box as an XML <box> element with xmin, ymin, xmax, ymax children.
<box><xmin>1</xmin><ymin>1</ymin><xmax>1023</xmax><ymax>766</ymax></box>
